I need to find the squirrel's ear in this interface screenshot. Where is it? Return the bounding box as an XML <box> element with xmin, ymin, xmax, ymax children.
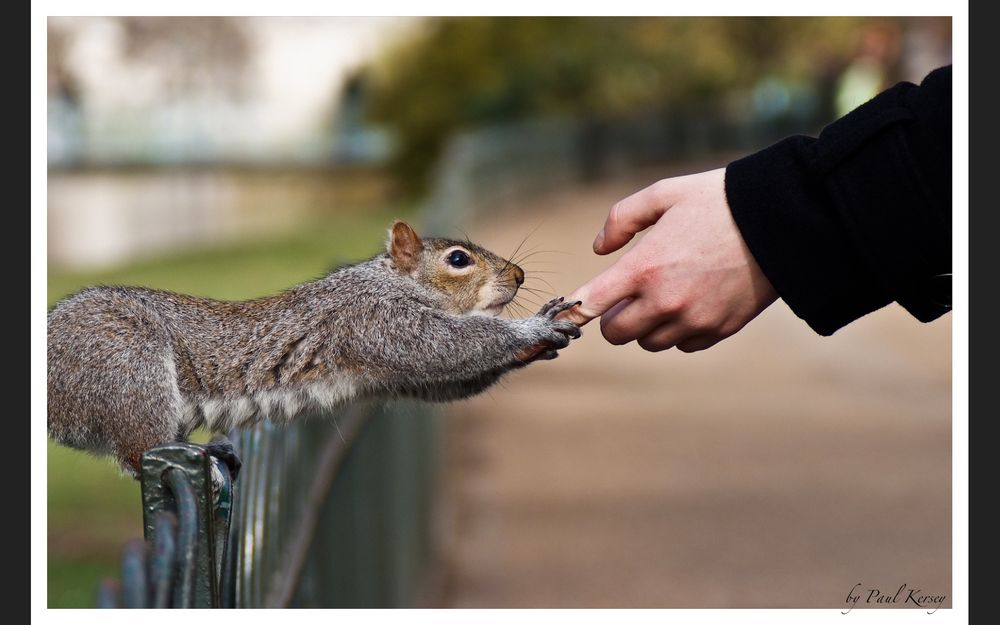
<box><xmin>387</xmin><ymin>220</ymin><xmax>422</xmax><ymax>274</ymax></box>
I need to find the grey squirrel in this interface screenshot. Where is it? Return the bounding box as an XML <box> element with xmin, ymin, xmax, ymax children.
<box><xmin>48</xmin><ymin>221</ymin><xmax>582</xmax><ymax>478</ymax></box>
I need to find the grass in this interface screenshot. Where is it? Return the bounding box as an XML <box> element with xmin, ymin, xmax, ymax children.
<box><xmin>47</xmin><ymin>207</ymin><xmax>407</xmax><ymax>607</ymax></box>
<box><xmin>47</xmin><ymin>211</ymin><xmax>403</xmax><ymax>306</ymax></box>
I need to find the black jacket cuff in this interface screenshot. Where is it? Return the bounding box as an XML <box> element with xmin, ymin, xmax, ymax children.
<box><xmin>724</xmin><ymin>66</ymin><xmax>951</xmax><ymax>335</ymax></box>
<box><xmin>725</xmin><ymin>136</ymin><xmax>889</xmax><ymax>336</ymax></box>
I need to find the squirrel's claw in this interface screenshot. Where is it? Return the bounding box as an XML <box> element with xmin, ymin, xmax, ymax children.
<box><xmin>537</xmin><ymin>297</ymin><xmax>582</xmax><ymax>320</ymax></box>
<box><xmin>553</xmin><ymin>320</ymin><xmax>582</xmax><ymax>340</ymax></box>
<box><xmin>536</xmin><ymin>349</ymin><xmax>559</xmax><ymax>361</ymax></box>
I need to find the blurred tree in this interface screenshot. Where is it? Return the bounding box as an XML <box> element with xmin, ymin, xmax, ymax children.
<box><xmin>364</xmin><ymin>17</ymin><xmax>877</xmax><ymax>193</ymax></box>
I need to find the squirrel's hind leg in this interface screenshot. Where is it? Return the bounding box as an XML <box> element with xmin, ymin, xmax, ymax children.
<box><xmin>116</xmin><ymin>430</ymin><xmax>242</xmax><ymax>481</ymax></box>
<box><xmin>108</xmin><ymin>355</ymin><xmax>189</xmax><ymax>480</ymax></box>
<box><xmin>114</xmin><ymin>428</ymin><xmax>173</xmax><ymax>479</ymax></box>
<box><xmin>204</xmin><ymin>435</ymin><xmax>242</xmax><ymax>480</ymax></box>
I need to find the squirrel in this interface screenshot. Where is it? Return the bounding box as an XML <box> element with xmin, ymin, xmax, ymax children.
<box><xmin>48</xmin><ymin>220</ymin><xmax>582</xmax><ymax>479</ymax></box>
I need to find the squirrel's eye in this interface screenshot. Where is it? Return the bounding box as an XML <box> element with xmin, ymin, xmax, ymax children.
<box><xmin>447</xmin><ymin>250</ymin><xmax>471</xmax><ymax>268</ymax></box>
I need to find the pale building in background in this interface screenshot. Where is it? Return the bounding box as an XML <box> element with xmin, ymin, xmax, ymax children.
<box><xmin>48</xmin><ymin>16</ymin><xmax>416</xmax><ymax>165</ymax></box>
<box><xmin>48</xmin><ymin>17</ymin><xmax>417</xmax><ymax>269</ymax></box>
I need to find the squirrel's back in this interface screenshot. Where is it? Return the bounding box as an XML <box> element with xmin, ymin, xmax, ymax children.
<box><xmin>46</xmin><ymin>260</ymin><xmax>430</xmax><ymax>455</ymax></box>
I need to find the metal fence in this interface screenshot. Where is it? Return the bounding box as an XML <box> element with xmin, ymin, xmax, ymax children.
<box><xmin>421</xmin><ymin>107</ymin><xmax>819</xmax><ymax>232</ymax></box>
<box><xmin>99</xmin><ymin>400</ymin><xmax>442</xmax><ymax>608</ymax></box>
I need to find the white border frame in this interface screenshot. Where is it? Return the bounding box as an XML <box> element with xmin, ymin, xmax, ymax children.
<box><xmin>31</xmin><ymin>3</ymin><xmax>968</xmax><ymax>622</ymax></box>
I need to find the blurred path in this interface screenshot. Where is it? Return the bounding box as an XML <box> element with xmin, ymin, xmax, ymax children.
<box><xmin>435</xmin><ymin>160</ymin><xmax>952</xmax><ymax>608</ymax></box>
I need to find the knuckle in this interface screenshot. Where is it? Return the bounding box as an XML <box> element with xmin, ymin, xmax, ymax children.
<box><xmin>714</xmin><ymin>324</ymin><xmax>736</xmax><ymax>339</ymax></box>
<box><xmin>600</xmin><ymin>321</ymin><xmax>629</xmax><ymax>346</ymax></box>
<box><xmin>651</xmin><ymin>291</ymin><xmax>684</xmax><ymax>316</ymax></box>
<box><xmin>685</xmin><ymin>318</ymin><xmax>714</xmax><ymax>334</ymax></box>
<box><xmin>678</xmin><ymin>335</ymin><xmax>720</xmax><ymax>353</ymax></box>
<box><xmin>637</xmin><ymin>336</ymin><xmax>669</xmax><ymax>352</ymax></box>
<box><xmin>651</xmin><ymin>179</ymin><xmax>673</xmax><ymax>202</ymax></box>
<box><xmin>717</xmin><ymin>317</ymin><xmax>745</xmax><ymax>338</ymax></box>
<box><xmin>662</xmin><ymin>299</ymin><xmax>685</xmax><ymax>317</ymax></box>
<box><xmin>626</xmin><ymin>261</ymin><xmax>659</xmax><ymax>291</ymax></box>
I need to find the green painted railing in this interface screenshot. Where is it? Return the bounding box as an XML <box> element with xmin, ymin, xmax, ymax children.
<box><xmin>98</xmin><ymin>400</ymin><xmax>443</xmax><ymax>608</ymax></box>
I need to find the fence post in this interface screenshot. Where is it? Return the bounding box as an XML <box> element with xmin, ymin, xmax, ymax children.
<box><xmin>139</xmin><ymin>443</ymin><xmax>231</xmax><ymax>608</ymax></box>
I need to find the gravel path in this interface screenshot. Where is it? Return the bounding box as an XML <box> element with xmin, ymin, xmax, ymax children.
<box><xmin>435</xmin><ymin>162</ymin><xmax>952</xmax><ymax>608</ymax></box>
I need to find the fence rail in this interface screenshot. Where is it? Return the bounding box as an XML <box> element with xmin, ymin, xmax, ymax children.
<box><xmin>97</xmin><ymin>442</ymin><xmax>235</xmax><ymax>608</ymax></box>
<box><xmin>99</xmin><ymin>400</ymin><xmax>442</xmax><ymax>608</ymax></box>
<box><xmin>421</xmin><ymin>108</ymin><xmax>820</xmax><ymax>232</ymax></box>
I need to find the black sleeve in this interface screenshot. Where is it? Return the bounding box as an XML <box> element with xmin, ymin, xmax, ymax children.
<box><xmin>724</xmin><ymin>64</ymin><xmax>952</xmax><ymax>336</ymax></box>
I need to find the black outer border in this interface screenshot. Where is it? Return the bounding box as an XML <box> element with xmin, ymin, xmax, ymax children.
<box><xmin>969</xmin><ymin>4</ymin><xmax>990</xmax><ymax>623</ymax></box>
<box><xmin>18</xmin><ymin>10</ymin><xmax>985</xmax><ymax>621</ymax></box>
<box><xmin>19</xmin><ymin>1</ymin><xmax>32</xmax><ymax>622</ymax></box>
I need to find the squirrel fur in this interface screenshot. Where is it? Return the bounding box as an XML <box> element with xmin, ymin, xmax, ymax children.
<box><xmin>47</xmin><ymin>221</ymin><xmax>581</xmax><ymax>477</ymax></box>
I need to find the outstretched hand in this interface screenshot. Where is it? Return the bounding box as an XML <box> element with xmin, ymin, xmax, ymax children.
<box><xmin>558</xmin><ymin>168</ymin><xmax>778</xmax><ymax>352</ymax></box>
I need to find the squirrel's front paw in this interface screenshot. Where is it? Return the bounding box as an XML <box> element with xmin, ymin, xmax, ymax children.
<box><xmin>535</xmin><ymin>297</ymin><xmax>582</xmax><ymax>343</ymax></box>
<box><xmin>515</xmin><ymin>298</ymin><xmax>582</xmax><ymax>364</ymax></box>
<box><xmin>536</xmin><ymin>296</ymin><xmax>583</xmax><ymax>321</ymax></box>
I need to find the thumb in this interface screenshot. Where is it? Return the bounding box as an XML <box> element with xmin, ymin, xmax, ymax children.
<box><xmin>556</xmin><ymin>258</ymin><xmax>636</xmax><ymax>326</ymax></box>
<box><xmin>594</xmin><ymin>178</ymin><xmax>678</xmax><ymax>255</ymax></box>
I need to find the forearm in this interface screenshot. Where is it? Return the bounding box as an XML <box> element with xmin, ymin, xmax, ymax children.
<box><xmin>356</xmin><ymin>310</ymin><xmax>531</xmax><ymax>384</ymax></box>
<box><xmin>394</xmin><ymin>365</ymin><xmax>512</xmax><ymax>401</ymax></box>
<box><xmin>352</xmin><ymin>299</ymin><xmax>578</xmax><ymax>392</ymax></box>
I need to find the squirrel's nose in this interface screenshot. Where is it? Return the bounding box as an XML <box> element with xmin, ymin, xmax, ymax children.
<box><xmin>513</xmin><ymin>267</ymin><xmax>525</xmax><ymax>286</ymax></box>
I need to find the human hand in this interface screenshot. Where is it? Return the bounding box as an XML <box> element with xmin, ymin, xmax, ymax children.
<box><xmin>558</xmin><ymin>168</ymin><xmax>779</xmax><ymax>352</ymax></box>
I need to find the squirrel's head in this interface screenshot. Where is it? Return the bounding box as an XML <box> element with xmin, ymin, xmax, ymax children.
<box><xmin>386</xmin><ymin>220</ymin><xmax>525</xmax><ymax>315</ymax></box>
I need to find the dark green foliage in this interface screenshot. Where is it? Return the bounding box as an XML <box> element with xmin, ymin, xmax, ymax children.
<box><xmin>365</xmin><ymin>16</ymin><xmax>873</xmax><ymax>192</ymax></box>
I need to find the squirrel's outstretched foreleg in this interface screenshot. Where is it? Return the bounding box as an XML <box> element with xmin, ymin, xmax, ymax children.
<box><xmin>367</xmin><ymin>297</ymin><xmax>581</xmax><ymax>401</ymax></box>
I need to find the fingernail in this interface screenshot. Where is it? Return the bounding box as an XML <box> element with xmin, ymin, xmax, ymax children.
<box><xmin>593</xmin><ymin>230</ymin><xmax>605</xmax><ymax>252</ymax></box>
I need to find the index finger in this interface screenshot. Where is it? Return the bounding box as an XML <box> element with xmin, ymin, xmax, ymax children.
<box><xmin>556</xmin><ymin>258</ymin><xmax>636</xmax><ymax>326</ymax></box>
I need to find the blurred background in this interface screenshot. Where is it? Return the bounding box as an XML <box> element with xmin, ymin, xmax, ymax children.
<box><xmin>47</xmin><ymin>16</ymin><xmax>952</xmax><ymax>608</ymax></box>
